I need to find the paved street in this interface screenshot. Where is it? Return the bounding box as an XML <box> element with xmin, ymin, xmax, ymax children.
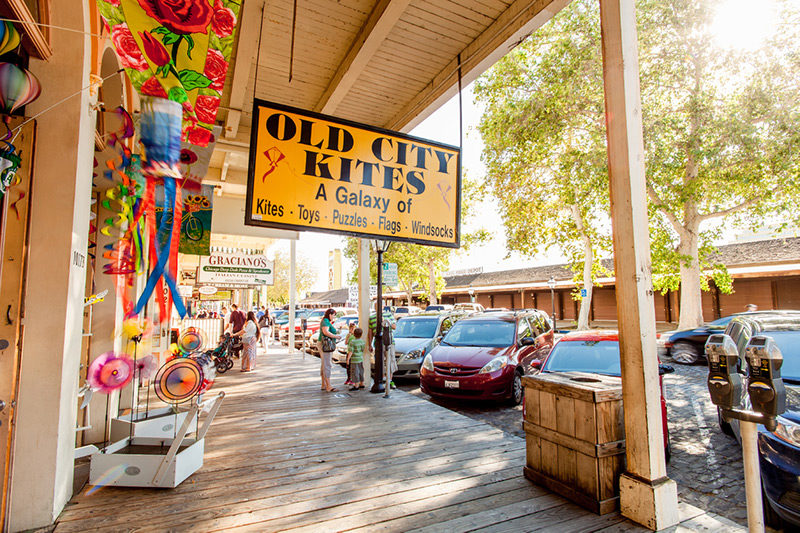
<box><xmin>397</xmin><ymin>362</ymin><xmax>749</xmax><ymax>527</ymax></box>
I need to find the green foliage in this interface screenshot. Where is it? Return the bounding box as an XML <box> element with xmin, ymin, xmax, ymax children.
<box><xmin>474</xmin><ymin>0</ymin><xmax>610</xmax><ymax>284</ymax></box>
<box><xmin>269</xmin><ymin>250</ymin><xmax>317</xmax><ymax>305</ymax></box>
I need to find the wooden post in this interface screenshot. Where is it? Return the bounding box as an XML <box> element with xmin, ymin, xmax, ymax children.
<box><xmin>599</xmin><ymin>0</ymin><xmax>679</xmax><ymax>529</ymax></box>
<box><xmin>357</xmin><ymin>239</ymin><xmax>371</xmax><ymax>385</ymax></box>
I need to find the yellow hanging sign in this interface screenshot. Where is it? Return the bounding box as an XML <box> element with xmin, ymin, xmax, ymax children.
<box><xmin>245</xmin><ymin>100</ymin><xmax>461</xmax><ymax>248</ymax></box>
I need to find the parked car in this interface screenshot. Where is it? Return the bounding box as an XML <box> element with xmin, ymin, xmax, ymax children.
<box><xmin>425</xmin><ymin>304</ymin><xmax>453</xmax><ymax>312</ymax></box>
<box><xmin>391</xmin><ymin>312</ymin><xmax>466</xmax><ymax>379</ymax></box>
<box><xmin>715</xmin><ymin>311</ymin><xmax>800</xmax><ymax>528</ymax></box>
<box><xmin>540</xmin><ymin>330</ymin><xmax>673</xmax><ymax>460</ymax></box>
<box><xmin>273</xmin><ymin>308</ymin><xmax>310</xmax><ymax>339</ymax></box>
<box><xmin>664</xmin><ymin>314</ymin><xmax>742</xmax><ymax>364</ymax></box>
<box><xmin>420</xmin><ymin>311</ymin><xmax>553</xmax><ymax>405</ymax></box>
<box><xmin>394</xmin><ymin>306</ymin><xmax>423</xmax><ymax>316</ymax></box>
<box><xmin>280</xmin><ymin>309</ymin><xmax>327</xmax><ymax>346</ymax></box>
<box><xmin>453</xmin><ymin>302</ymin><xmax>485</xmax><ymax>313</ymax></box>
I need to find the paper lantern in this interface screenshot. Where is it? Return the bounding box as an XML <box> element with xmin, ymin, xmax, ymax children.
<box><xmin>0</xmin><ymin>63</ymin><xmax>41</xmax><ymax>114</ymax></box>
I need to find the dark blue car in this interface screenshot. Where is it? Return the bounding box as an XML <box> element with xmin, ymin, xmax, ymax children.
<box><xmin>666</xmin><ymin>314</ymin><xmax>739</xmax><ymax>364</ymax></box>
<box><xmin>718</xmin><ymin>312</ymin><xmax>800</xmax><ymax>528</ymax></box>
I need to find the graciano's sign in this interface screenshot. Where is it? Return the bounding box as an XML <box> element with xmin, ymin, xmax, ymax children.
<box><xmin>197</xmin><ymin>253</ymin><xmax>274</xmax><ymax>286</ymax></box>
<box><xmin>245</xmin><ymin>100</ymin><xmax>461</xmax><ymax>248</ymax></box>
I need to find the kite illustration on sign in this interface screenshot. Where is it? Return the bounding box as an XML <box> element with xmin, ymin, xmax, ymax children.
<box><xmin>96</xmin><ymin>0</ymin><xmax>241</xmax><ymax>146</ymax></box>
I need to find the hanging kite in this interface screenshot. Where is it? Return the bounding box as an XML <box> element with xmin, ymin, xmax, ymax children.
<box><xmin>96</xmin><ymin>0</ymin><xmax>241</xmax><ymax>146</ymax></box>
<box><xmin>0</xmin><ymin>60</ymin><xmax>41</xmax><ymax>197</ymax></box>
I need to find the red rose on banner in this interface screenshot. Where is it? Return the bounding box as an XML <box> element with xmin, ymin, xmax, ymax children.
<box><xmin>203</xmin><ymin>49</ymin><xmax>228</xmax><ymax>91</ymax></box>
<box><xmin>141</xmin><ymin>77</ymin><xmax>168</xmax><ymax>98</ymax></box>
<box><xmin>103</xmin><ymin>0</ymin><xmax>121</xmax><ymax>6</ymax></box>
<box><xmin>137</xmin><ymin>0</ymin><xmax>214</xmax><ymax>35</ymax></box>
<box><xmin>140</xmin><ymin>31</ymin><xmax>170</xmax><ymax>67</ymax></box>
<box><xmin>211</xmin><ymin>2</ymin><xmax>237</xmax><ymax>38</ymax></box>
<box><xmin>194</xmin><ymin>95</ymin><xmax>220</xmax><ymax>124</ymax></box>
<box><xmin>111</xmin><ymin>24</ymin><xmax>148</xmax><ymax>71</ymax></box>
<box><xmin>186</xmin><ymin>127</ymin><xmax>214</xmax><ymax>147</ymax></box>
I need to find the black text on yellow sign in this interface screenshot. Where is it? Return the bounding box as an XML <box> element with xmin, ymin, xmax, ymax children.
<box><xmin>245</xmin><ymin>100</ymin><xmax>461</xmax><ymax>248</ymax></box>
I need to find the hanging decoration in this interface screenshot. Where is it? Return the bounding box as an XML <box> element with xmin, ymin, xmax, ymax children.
<box><xmin>132</xmin><ymin>96</ymin><xmax>187</xmax><ymax>321</ymax></box>
<box><xmin>153</xmin><ymin>357</ymin><xmax>203</xmax><ymax>404</ymax></box>
<box><xmin>95</xmin><ymin>0</ymin><xmax>241</xmax><ymax>146</ymax></box>
<box><xmin>155</xmin><ymin>183</ymin><xmax>213</xmax><ymax>256</ymax></box>
<box><xmin>0</xmin><ymin>62</ymin><xmax>41</xmax><ymax>115</ymax></box>
<box><xmin>87</xmin><ymin>352</ymin><xmax>135</xmax><ymax>394</ymax></box>
<box><xmin>0</xmin><ymin>21</ymin><xmax>21</xmax><ymax>56</ymax></box>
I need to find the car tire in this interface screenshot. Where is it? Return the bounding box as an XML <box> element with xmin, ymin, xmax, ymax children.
<box><xmin>508</xmin><ymin>370</ymin><xmax>524</xmax><ymax>406</ymax></box>
<box><xmin>671</xmin><ymin>342</ymin><xmax>699</xmax><ymax>364</ymax></box>
<box><xmin>665</xmin><ymin>433</ymin><xmax>672</xmax><ymax>464</ymax></box>
<box><xmin>717</xmin><ymin>408</ymin><xmax>734</xmax><ymax>436</ymax></box>
<box><xmin>763</xmin><ymin>484</ymin><xmax>784</xmax><ymax>529</ymax></box>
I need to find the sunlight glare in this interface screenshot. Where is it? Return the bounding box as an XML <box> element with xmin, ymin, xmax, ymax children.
<box><xmin>711</xmin><ymin>0</ymin><xmax>778</xmax><ymax>51</ymax></box>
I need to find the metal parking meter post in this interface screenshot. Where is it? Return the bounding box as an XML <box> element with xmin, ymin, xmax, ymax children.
<box><xmin>383</xmin><ymin>319</ymin><xmax>392</xmax><ymax>398</ymax></box>
<box><xmin>301</xmin><ymin>318</ymin><xmax>307</xmax><ymax>359</ymax></box>
<box><xmin>740</xmin><ymin>420</ymin><xmax>763</xmax><ymax>533</ymax></box>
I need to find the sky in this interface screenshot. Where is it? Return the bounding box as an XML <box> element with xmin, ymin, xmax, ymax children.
<box><xmin>269</xmin><ymin>83</ymin><xmax>567</xmax><ymax>293</ymax></box>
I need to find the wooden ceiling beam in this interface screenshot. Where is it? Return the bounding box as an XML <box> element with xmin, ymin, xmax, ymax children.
<box><xmin>224</xmin><ymin>0</ymin><xmax>265</xmax><ymax>139</ymax></box>
<box><xmin>315</xmin><ymin>0</ymin><xmax>412</xmax><ymax>115</ymax></box>
<box><xmin>386</xmin><ymin>0</ymin><xmax>570</xmax><ymax>133</ymax></box>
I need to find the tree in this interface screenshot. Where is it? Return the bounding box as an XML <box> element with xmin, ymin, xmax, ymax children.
<box><xmin>638</xmin><ymin>0</ymin><xmax>800</xmax><ymax>328</ymax></box>
<box><xmin>474</xmin><ymin>1</ymin><xmax>610</xmax><ymax>329</ymax></box>
<box><xmin>476</xmin><ymin>0</ymin><xmax>800</xmax><ymax>330</ymax></box>
<box><xmin>269</xmin><ymin>249</ymin><xmax>317</xmax><ymax>305</ymax></box>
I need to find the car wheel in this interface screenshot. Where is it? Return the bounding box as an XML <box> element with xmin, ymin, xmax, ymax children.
<box><xmin>665</xmin><ymin>433</ymin><xmax>671</xmax><ymax>464</ymax></box>
<box><xmin>508</xmin><ymin>370</ymin><xmax>524</xmax><ymax>406</ymax></box>
<box><xmin>671</xmin><ymin>342</ymin><xmax>699</xmax><ymax>364</ymax></box>
<box><xmin>718</xmin><ymin>408</ymin><xmax>734</xmax><ymax>436</ymax></box>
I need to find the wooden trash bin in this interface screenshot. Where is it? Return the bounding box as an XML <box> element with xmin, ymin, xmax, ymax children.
<box><xmin>522</xmin><ymin>372</ymin><xmax>625</xmax><ymax>514</ymax></box>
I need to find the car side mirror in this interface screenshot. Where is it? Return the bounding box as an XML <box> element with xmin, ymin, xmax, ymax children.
<box><xmin>658</xmin><ymin>364</ymin><xmax>675</xmax><ymax>375</ymax></box>
<box><xmin>435</xmin><ymin>335</ymin><xmax>443</xmax><ymax>343</ymax></box>
<box><xmin>530</xmin><ymin>359</ymin><xmax>542</xmax><ymax>368</ymax></box>
<box><xmin>519</xmin><ymin>336</ymin><xmax>535</xmax><ymax>347</ymax></box>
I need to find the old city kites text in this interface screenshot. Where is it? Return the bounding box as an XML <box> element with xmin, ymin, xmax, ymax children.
<box><xmin>246</xmin><ymin>100</ymin><xmax>461</xmax><ymax>247</ymax></box>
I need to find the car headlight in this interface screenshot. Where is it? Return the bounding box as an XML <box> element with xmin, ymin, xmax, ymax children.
<box><xmin>774</xmin><ymin>416</ymin><xmax>800</xmax><ymax>447</ymax></box>
<box><xmin>421</xmin><ymin>354</ymin><xmax>434</xmax><ymax>371</ymax></box>
<box><xmin>406</xmin><ymin>349</ymin><xmax>424</xmax><ymax>360</ymax></box>
<box><xmin>479</xmin><ymin>356</ymin><xmax>509</xmax><ymax>374</ymax></box>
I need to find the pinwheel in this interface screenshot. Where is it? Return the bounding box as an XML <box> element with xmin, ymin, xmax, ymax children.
<box><xmin>87</xmin><ymin>352</ymin><xmax>134</xmax><ymax>394</ymax></box>
<box><xmin>153</xmin><ymin>358</ymin><xmax>203</xmax><ymax>404</ymax></box>
<box><xmin>178</xmin><ymin>326</ymin><xmax>204</xmax><ymax>354</ymax></box>
<box><xmin>134</xmin><ymin>354</ymin><xmax>158</xmax><ymax>381</ymax></box>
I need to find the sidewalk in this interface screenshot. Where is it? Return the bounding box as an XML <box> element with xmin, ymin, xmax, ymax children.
<box><xmin>54</xmin><ymin>344</ymin><xmax>743</xmax><ymax>532</ymax></box>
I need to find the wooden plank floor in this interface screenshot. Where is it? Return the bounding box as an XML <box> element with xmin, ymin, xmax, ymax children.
<box><xmin>55</xmin><ymin>347</ymin><xmax>744</xmax><ymax>532</ymax></box>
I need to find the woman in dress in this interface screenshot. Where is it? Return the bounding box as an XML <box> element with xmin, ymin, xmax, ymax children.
<box><xmin>236</xmin><ymin>311</ymin><xmax>259</xmax><ymax>372</ymax></box>
<box><xmin>317</xmin><ymin>308</ymin><xmax>340</xmax><ymax>392</ymax></box>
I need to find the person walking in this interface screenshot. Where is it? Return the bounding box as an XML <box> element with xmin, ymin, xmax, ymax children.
<box><xmin>259</xmin><ymin>308</ymin><xmax>271</xmax><ymax>350</ymax></box>
<box><xmin>227</xmin><ymin>304</ymin><xmax>246</xmax><ymax>358</ymax></box>
<box><xmin>235</xmin><ymin>311</ymin><xmax>259</xmax><ymax>372</ymax></box>
<box><xmin>317</xmin><ymin>308</ymin><xmax>340</xmax><ymax>392</ymax></box>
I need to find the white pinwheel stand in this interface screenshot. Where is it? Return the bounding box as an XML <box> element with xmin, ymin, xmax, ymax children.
<box><xmin>89</xmin><ymin>391</ymin><xmax>224</xmax><ymax>489</ymax></box>
<box><xmin>110</xmin><ymin>406</ymin><xmax>197</xmax><ymax>441</ymax></box>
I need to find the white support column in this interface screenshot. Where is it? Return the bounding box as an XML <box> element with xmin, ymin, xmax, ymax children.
<box><xmin>599</xmin><ymin>0</ymin><xmax>679</xmax><ymax>530</ymax></box>
<box><xmin>9</xmin><ymin>0</ymin><xmax>96</xmax><ymax>529</ymax></box>
<box><xmin>357</xmin><ymin>239</ymin><xmax>371</xmax><ymax>385</ymax></box>
<box><xmin>289</xmin><ymin>240</ymin><xmax>296</xmax><ymax>353</ymax></box>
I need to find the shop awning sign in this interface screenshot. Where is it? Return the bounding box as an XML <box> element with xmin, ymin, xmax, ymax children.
<box><xmin>197</xmin><ymin>253</ymin><xmax>274</xmax><ymax>286</ymax></box>
<box><xmin>245</xmin><ymin>100</ymin><xmax>461</xmax><ymax>248</ymax></box>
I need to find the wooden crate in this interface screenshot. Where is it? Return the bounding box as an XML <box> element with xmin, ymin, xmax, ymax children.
<box><xmin>522</xmin><ymin>372</ymin><xmax>625</xmax><ymax>514</ymax></box>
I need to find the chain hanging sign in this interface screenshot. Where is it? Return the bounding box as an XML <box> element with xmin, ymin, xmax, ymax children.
<box><xmin>245</xmin><ymin>100</ymin><xmax>461</xmax><ymax>248</ymax></box>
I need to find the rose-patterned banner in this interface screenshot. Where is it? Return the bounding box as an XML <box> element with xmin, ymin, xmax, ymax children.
<box><xmin>97</xmin><ymin>0</ymin><xmax>240</xmax><ymax>147</ymax></box>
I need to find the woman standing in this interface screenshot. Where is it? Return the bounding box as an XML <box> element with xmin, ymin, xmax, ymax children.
<box><xmin>317</xmin><ymin>308</ymin><xmax>340</xmax><ymax>392</ymax></box>
<box><xmin>236</xmin><ymin>311</ymin><xmax>259</xmax><ymax>372</ymax></box>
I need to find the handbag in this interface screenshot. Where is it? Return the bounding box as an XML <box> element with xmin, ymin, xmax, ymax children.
<box><xmin>321</xmin><ymin>334</ymin><xmax>337</xmax><ymax>352</ymax></box>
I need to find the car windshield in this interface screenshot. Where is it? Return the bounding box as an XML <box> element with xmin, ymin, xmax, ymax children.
<box><xmin>759</xmin><ymin>331</ymin><xmax>800</xmax><ymax>380</ymax></box>
<box><xmin>426</xmin><ymin>305</ymin><xmax>444</xmax><ymax>311</ymax></box>
<box><xmin>442</xmin><ymin>320</ymin><xmax>515</xmax><ymax>347</ymax></box>
<box><xmin>308</xmin><ymin>311</ymin><xmax>326</xmax><ymax>319</ymax></box>
<box><xmin>395</xmin><ymin>318</ymin><xmax>438</xmax><ymax>338</ymax></box>
<box><xmin>707</xmin><ymin>316</ymin><xmax>733</xmax><ymax>328</ymax></box>
<box><xmin>543</xmin><ymin>340</ymin><xmax>621</xmax><ymax>376</ymax></box>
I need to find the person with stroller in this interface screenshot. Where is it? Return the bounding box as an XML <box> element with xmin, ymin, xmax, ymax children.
<box><xmin>234</xmin><ymin>311</ymin><xmax>259</xmax><ymax>372</ymax></box>
<box><xmin>317</xmin><ymin>308</ymin><xmax>341</xmax><ymax>392</ymax></box>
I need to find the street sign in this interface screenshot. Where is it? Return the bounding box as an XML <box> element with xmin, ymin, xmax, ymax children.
<box><xmin>382</xmin><ymin>263</ymin><xmax>398</xmax><ymax>286</ymax></box>
<box><xmin>348</xmin><ymin>285</ymin><xmax>378</xmax><ymax>300</ymax></box>
<box><xmin>580</xmin><ymin>288</ymin><xmax>588</xmax><ymax>298</ymax></box>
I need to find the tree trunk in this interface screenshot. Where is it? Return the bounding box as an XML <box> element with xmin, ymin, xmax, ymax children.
<box><xmin>571</xmin><ymin>204</ymin><xmax>593</xmax><ymax>330</ymax></box>
<box><xmin>402</xmin><ymin>280</ymin><xmax>413</xmax><ymax>307</ymax></box>
<box><xmin>428</xmin><ymin>260</ymin><xmax>437</xmax><ymax>305</ymax></box>
<box><xmin>677</xmin><ymin>229</ymin><xmax>704</xmax><ymax>329</ymax></box>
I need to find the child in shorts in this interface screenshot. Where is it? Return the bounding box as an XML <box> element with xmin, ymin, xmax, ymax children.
<box><xmin>347</xmin><ymin>327</ymin><xmax>366</xmax><ymax>390</ymax></box>
<box><xmin>343</xmin><ymin>322</ymin><xmax>356</xmax><ymax>386</ymax></box>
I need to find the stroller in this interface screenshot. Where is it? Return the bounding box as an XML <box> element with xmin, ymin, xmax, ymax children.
<box><xmin>206</xmin><ymin>333</ymin><xmax>241</xmax><ymax>374</ymax></box>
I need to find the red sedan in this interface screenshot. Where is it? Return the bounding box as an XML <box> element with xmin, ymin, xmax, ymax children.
<box><xmin>420</xmin><ymin>311</ymin><xmax>554</xmax><ymax>405</ymax></box>
<box><xmin>539</xmin><ymin>330</ymin><xmax>673</xmax><ymax>460</ymax></box>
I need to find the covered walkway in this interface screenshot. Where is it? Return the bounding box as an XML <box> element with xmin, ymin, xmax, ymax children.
<box><xmin>54</xmin><ymin>348</ymin><xmax>741</xmax><ymax>532</ymax></box>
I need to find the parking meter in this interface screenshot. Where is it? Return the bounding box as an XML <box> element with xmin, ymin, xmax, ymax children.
<box><xmin>705</xmin><ymin>334</ymin><xmax>743</xmax><ymax>410</ymax></box>
<box><xmin>382</xmin><ymin>319</ymin><xmax>391</xmax><ymax>348</ymax></box>
<box><xmin>744</xmin><ymin>336</ymin><xmax>786</xmax><ymax>420</ymax></box>
<box><xmin>301</xmin><ymin>317</ymin><xmax>307</xmax><ymax>332</ymax></box>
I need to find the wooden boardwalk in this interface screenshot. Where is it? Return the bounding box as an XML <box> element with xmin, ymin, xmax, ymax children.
<box><xmin>55</xmin><ymin>347</ymin><xmax>743</xmax><ymax>532</ymax></box>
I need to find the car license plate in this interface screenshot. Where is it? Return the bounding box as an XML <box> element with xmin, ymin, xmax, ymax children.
<box><xmin>444</xmin><ymin>380</ymin><xmax>459</xmax><ymax>389</ymax></box>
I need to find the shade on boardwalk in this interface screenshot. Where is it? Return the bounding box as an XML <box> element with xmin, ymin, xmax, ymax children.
<box><xmin>55</xmin><ymin>347</ymin><xmax>744</xmax><ymax>532</ymax></box>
